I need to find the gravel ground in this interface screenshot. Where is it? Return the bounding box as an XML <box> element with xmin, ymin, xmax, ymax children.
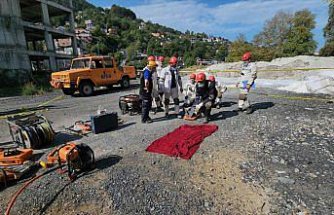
<box><xmin>0</xmin><ymin>82</ymin><xmax>333</xmax><ymax>215</ymax></box>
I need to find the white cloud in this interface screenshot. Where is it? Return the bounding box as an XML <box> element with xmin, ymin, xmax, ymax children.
<box><xmin>129</xmin><ymin>0</ymin><xmax>328</xmax><ymax>47</ymax></box>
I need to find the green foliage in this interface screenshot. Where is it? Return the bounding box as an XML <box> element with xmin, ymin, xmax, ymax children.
<box><xmin>110</xmin><ymin>5</ymin><xmax>136</xmax><ymax>20</ymax></box>
<box><xmin>21</xmin><ymin>82</ymin><xmax>39</xmax><ymax>96</ymax></box>
<box><xmin>226</xmin><ymin>35</ymin><xmax>254</xmax><ymax>62</ymax></box>
<box><xmin>250</xmin><ymin>9</ymin><xmax>317</xmax><ymax>61</ymax></box>
<box><xmin>72</xmin><ymin>1</ymin><xmax>229</xmax><ymax>67</ymax></box>
<box><xmin>253</xmin><ymin>11</ymin><xmax>293</xmax><ymax>57</ymax></box>
<box><xmin>282</xmin><ymin>9</ymin><xmax>317</xmax><ymax>56</ymax></box>
<box><xmin>324</xmin><ymin>3</ymin><xmax>334</xmax><ymax>41</ymax></box>
<box><xmin>72</xmin><ymin>0</ymin><xmax>95</xmax><ymax>12</ymax></box>
<box><xmin>320</xmin><ymin>41</ymin><xmax>334</xmax><ymax>56</ymax></box>
<box><xmin>321</xmin><ymin>3</ymin><xmax>334</xmax><ymax>56</ymax></box>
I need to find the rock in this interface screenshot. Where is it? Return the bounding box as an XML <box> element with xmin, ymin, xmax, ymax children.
<box><xmin>294</xmin><ymin>168</ymin><xmax>300</xmax><ymax>173</ymax></box>
<box><xmin>308</xmin><ymin>173</ymin><xmax>317</xmax><ymax>178</ymax></box>
<box><xmin>275</xmin><ymin>170</ymin><xmax>287</xmax><ymax>174</ymax></box>
<box><xmin>272</xmin><ymin>156</ymin><xmax>280</xmax><ymax>163</ymax></box>
<box><xmin>277</xmin><ymin>177</ymin><xmax>295</xmax><ymax>184</ymax></box>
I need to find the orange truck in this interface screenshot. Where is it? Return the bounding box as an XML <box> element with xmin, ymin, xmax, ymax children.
<box><xmin>50</xmin><ymin>56</ymin><xmax>136</xmax><ymax>96</ymax></box>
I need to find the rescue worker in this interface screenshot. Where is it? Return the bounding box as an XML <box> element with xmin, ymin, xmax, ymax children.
<box><xmin>160</xmin><ymin>56</ymin><xmax>183</xmax><ymax>117</ymax></box>
<box><xmin>237</xmin><ymin>52</ymin><xmax>257</xmax><ymax>114</ymax></box>
<box><xmin>194</xmin><ymin>73</ymin><xmax>216</xmax><ymax>123</ymax></box>
<box><xmin>184</xmin><ymin>73</ymin><xmax>197</xmax><ymax>106</ymax></box>
<box><xmin>157</xmin><ymin>56</ymin><xmax>165</xmax><ymax>99</ymax></box>
<box><xmin>139</xmin><ymin>60</ymin><xmax>157</xmax><ymax>123</ymax></box>
<box><xmin>208</xmin><ymin>75</ymin><xmax>227</xmax><ymax>108</ymax></box>
<box><xmin>178</xmin><ymin>73</ymin><xmax>196</xmax><ymax>118</ymax></box>
<box><xmin>152</xmin><ymin>56</ymin><xmax>165</xmax><ymax>113</ymax></box>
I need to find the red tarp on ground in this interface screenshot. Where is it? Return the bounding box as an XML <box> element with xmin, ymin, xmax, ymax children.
<box><xmin>146</xmin><ymin>124</ymin><xmax>218</xmax><ymax>160</ymax></box>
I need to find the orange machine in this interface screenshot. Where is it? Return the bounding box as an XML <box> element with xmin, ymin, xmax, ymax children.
<box><xmin>46</xmin><ymin>142</ymin><xmax>79</xmax><ymax>164</ymax></box>
<box><xmin>50</xmin><ymin>56</ymin><xmax>136</xmax><ymax>96</ymax></box>
<box><xmin>42</xmin><ymin>142</ymin><xmax>95</xmax><ymax>181</ymax></box>
<box><xmin>0</xmin><ymin>148</ymin><xmax>33</xmax><ymax>166</ymax></box>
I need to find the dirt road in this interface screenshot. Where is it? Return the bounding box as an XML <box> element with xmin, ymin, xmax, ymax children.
<box><xmin>0</xmin><ymin>83</ymin><xmax>333</xmax><ymax>214</ymax></box>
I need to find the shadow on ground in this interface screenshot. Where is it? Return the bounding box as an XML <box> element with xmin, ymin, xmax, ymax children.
<box><xmin>95</xmin><ymin>155</ymin><xmax>123</xmax><ymax>170</ymax></box>
<box><xmin>118</xmin><ymin>122</ymin><xmax>136</xmax><ymax>130</ymax></box>
<box><xmin>50</xmin><ymin>132</ymin><xmax>83</xmax><ymax>147</ymax></box>
<box><xmin>252</xmin><ymin>102</ymin><xmax>275</xmax><ymax>112</ymax></box>
<box><xmin>153</xmin><ymin>114</ymin><xmax>178</xmax><ymax>123</ymax></box>
<box><xmin>219</xmin><ymin>101</ymin><xmax>237</xmax><ymax>107</ymax></box>
<box><xmin>210</xmin><ymin>111</ymin><xmax>239</xmax><ymax>122</ymax></box>
<box><xmin>72</xmin><ymin>84</ymin><xmax>140</xmax><ymax>98</ymax></box>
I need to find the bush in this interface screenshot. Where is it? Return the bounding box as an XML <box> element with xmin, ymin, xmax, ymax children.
<box><xmin>21</xmin><ymin>82</ymin><xmax>52</xmax><ymax>96</ymax></box>
<box><xmin>21</xmin><ymin>82</ymin><xmax>39</xmax><ymax>96</ymax></box>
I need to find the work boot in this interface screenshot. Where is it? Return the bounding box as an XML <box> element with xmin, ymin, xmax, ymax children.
<box><xmin>156</xmin><ymin>107</ymin><xmax>164</xmax><ymax>112</ymax></box>
<box><xmin>204</xmin><ymin>109</ymin><xmax>211</xmax><ymax>123</ymax></box>
<box><xmin>146</xmin><ymin>117</ymin><xmax>153</xmax><ymax>123</ymax></box>
<box><xmin>245</xmin><ymin>106</ymin><xmax>253</xmax><ymax>114</ymax></box>
<box><xmin>236</xmin><ymin>107</ymin><xmax>243</xmax><ymax>112</ymax></box>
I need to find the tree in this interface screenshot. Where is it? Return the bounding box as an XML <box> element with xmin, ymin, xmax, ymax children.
<box><xmin>215</xmin><ymin>44</ymin><xmax>229</xmax><ymax>61</ymax></box>
<box><xmin>320</xmin><ymin>2</ymin><xmax>334</xmax><ymax>56</ymax></box>
<box><xmin>110</xmin><ymin>4</ymin><xmax>136</xmax><ymax>20</ymax></box>
<box><xmin>253</xmin><ymin>11</ymin><xmax>293</xmax><ymax>57</ymax></box>
<box><xmin>226</xmin><ymin>34</ymin><xmax>254</xmax><ymax>62</ymax></box>
<box><xmin>282</xmin><ymin>9</ymin><xmax>317</xmax><ymax>56</ymax></box>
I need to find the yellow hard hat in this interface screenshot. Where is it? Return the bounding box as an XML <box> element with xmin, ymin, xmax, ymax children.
<box><xmin>148</xmin><ymin>60</ymin><xmax>157</xmax><ymax>68</ymax></box>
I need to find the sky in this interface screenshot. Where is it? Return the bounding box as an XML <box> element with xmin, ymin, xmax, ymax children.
<box><xmin>87</xmin><ymin>0</ymin><xmax>329</xmax><ymax>50</ymax></box>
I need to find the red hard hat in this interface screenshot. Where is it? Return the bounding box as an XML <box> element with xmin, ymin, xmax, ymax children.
<box><xmin>169</xmin><ymin>56</ymin><xmax>178</xmax><ymax>65</ymax></box>
<box><xmin>208</xmin><ymin>75</ymin><xmax>215</xmax><ymax>82</ymax></box>
<box><xmin>157</xmin><ymin>56</ymin><xmax>165</xmax><ymax>62</ymax></box>
<box><xmin>242</xmin><ymin>52</ymin><xmax>252</xmax><ymax>61</ymax></box>
<box><xmin>195</xmin><ymin>72</ymin><xmax>206</xmax><ymax>82</ymax></box>
<box><xmin>189</xmin><ymin>73</ymin><xmax>196</xmax><ymax>80</ymax></box>
<box><xmin>147</xmin><ymin>55</ymin><xmax>155</xmax><ymax>61</ymax></box>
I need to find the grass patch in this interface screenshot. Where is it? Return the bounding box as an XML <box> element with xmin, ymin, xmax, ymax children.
<box><xmin>0</xmin><ymin>82</ymin><xmax>53</xmax><ymax>97</ymax></box>
<box><xmin>21</xmin><ymin>82</ymin><xmax>52</xmax><ymax>96</ymax></box>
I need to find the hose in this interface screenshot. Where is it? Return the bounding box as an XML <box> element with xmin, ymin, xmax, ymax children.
<box><xmin>5</xmin><ymin>165</ymin><xmax>62</xmax><ymax>215</ymax></box>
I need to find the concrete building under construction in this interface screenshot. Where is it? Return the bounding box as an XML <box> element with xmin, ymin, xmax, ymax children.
<box><xmin>0</xmin><ymin>0</ymin><xmax>77</xmax><ymax>85</ymax></box>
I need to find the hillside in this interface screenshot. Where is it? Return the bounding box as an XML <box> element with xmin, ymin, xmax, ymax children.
<box><xmin>67</xmin><ymin>1</ymin><xmax>230</xmax><ymax>68</ymax></box>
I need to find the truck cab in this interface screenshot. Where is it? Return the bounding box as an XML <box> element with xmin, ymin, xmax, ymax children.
<box><xmin>50</xmin><ymin>56</ymin><xmax>136</xmax><ymax>96</ymax></box>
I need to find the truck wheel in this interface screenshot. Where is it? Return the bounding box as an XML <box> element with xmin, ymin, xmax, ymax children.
<box><xmin>121</xmin><ymin>77</ymin><xmax>130</xmax><ymax>89</ymax></box>
<box><xmin>79</xmin><ymin>81</ymin><xmax>94</xmax><ymax>96</ymax></box>
<box><xmin>107</xmin><ymin>85</ymin><xmax>113</xmax><ymax>91</ymax></box>
<box><xmin>62</xmin><ymin>88</ymin><xmax>75</xmax><ymax>96</ymax></box>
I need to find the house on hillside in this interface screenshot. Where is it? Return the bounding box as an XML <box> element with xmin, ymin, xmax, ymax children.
<box><xmin>139</xmin><ymin>22</ymin><xmax>146</xmax><ymax>30</ymax></box>
<box><xmin>85</xmin><ymin>20</ymin><xmax>94</xmax><ymax>30</ymax></box>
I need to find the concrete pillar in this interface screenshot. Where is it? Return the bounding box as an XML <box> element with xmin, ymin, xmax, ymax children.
<box><xmin>44</xmin><ymin>31</ymin><xmax>57</xmax><ymax>71</ymax></box>
<box><xmin>49</xmin><ymin>56</ymin><xmax>57</xmax><ymax>71</ymax></box>
<box><xmin>41</xmin><ymin>2</ymin><xmax>50</xmax><ymax>26</ymax></box>
<box><xmin>68</xmin><ymin>0</ymin><xmax>78</xmax><ymax>56</ymax></box>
